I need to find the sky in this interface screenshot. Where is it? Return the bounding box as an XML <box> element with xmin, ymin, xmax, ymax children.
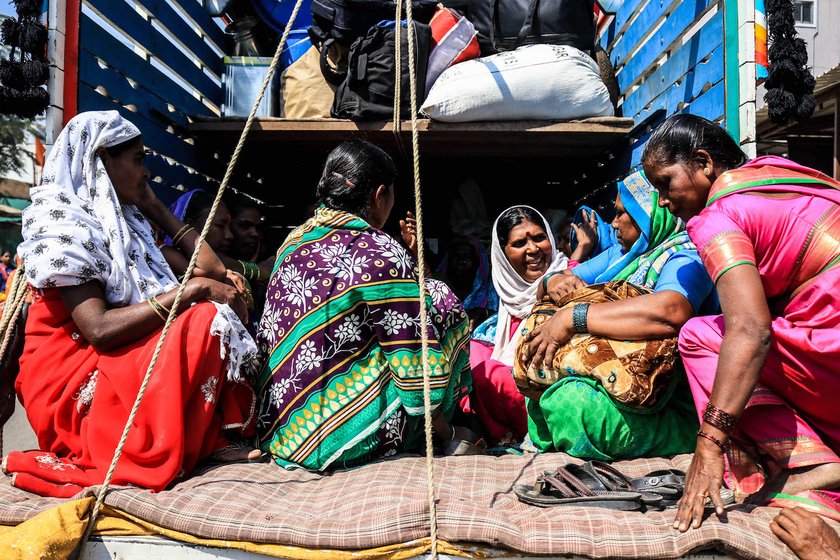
<box><xmin>0</xmin><ymin>1</ymin><xmax>14</xmax><ymax>17</ymax></box>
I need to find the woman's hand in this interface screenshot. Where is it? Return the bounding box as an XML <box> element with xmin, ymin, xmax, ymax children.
<box><xmin>522</xmin><ymin>309</ymin><xmax>574</xmax><ymax>371</ymax></box>
<box><xmin>189</xmin><ymin>277</ymin><xmax>248</xmax><ymax>323</ymax></box>
<box><xmin>400</xmin><ymin>211</ymin><xmax>418</xmax><ymax>257</ymax></box>
<box><xmin>674</xmin><ymin>436</ymin><xmax>727</xmax><ymax>532</ymax></box>
<box><xmin>570</xmin><ymin>210</ymin><xmax>599</xmax><ymax>261</ymax></box>
<box><xmin>538</xmin><ymin>271</ymin><xmax>587</xmax><ymax>304</ymax></box>
<box><xmin>134</xmin><ymin>183</ymin><xmax>167</xmax><ymax>224</ymax></box>
<box><xmin>225</xmin><ymin>269</ymin><xmax>254</xmax><ymax>310</ymax></box>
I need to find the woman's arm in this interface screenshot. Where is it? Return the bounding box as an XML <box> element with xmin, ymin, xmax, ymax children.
<box><xmin>675</xmin><ymin>264</ymin><xmax>771</xmax><ymax>531</ymax></box>
<box><xmin>524</xmin><ymin>289</ymin><xmax>695</xmax><ymax>368</ymax></box>
<box><xmin>59</xmin><ymin>277</ymin><xmax>247</xmax><ymax>352</ymax></box>
<box><xmin>136</xmin><ymin>186</ymin><xmax>226</xmax><ymax>281</ymax></box>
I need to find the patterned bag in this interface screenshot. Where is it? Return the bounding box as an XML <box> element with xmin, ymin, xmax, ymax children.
<box><xmin>514</xmin><ymin>281</ymin><xmax>678</xmax><ymax>409</ymax></box>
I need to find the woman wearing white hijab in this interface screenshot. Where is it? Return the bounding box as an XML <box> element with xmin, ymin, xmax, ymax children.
<box><xmin>465</xmin><ymin>206</ymin><xmax>568</xmax><ymax>445</ymax></box>
<box><xmin>5</xmin><ymin>111</ymin><xmax>259</xmax><ymax>498</ymax></box>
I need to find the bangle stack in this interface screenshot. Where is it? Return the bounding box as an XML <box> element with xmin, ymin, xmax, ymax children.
<box><xmin>239</xmin><ymin>260</ymin><xmax>261</xmax><ymax>282</ymax></box>
<box><xmin>147</xmin><ymin>296</ymin><xmax>172</xmax><ymax>322</ymax></box>
<box><xmin>171</xmin><ymin>225</ymin><xmax>195</xmax><ymax>246</ymax></box>
<box><xmin>541</xmin><ymin>271</ymin><xmax>561</xmax><ymax>295</ymax></box>
<box><xmin>571</xmin><ymin>302</ymin><xmax>590</xmax><ymax>334</ymax></box>
<box><xmin>697</xmin><ymin>429</ymin><xmax>728</xmax><ymax>453</ymax></box>
<box><xmin>703</xmin><ymin>403</ymin><xmax>737</xmax><ymax>434</ymax></box>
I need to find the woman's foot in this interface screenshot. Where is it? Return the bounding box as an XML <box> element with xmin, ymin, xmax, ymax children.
<box><xmin>210</xmin><ymin>444</ymin><xmax>264</xmax><ymax>464</ymax></box>
<box><xmin>746</xmin><ymin>463</ymin><xmax>840</xmax><ymax>505</ymax></box>
<box><xmin>770</xmin><ymin>507</ymin><xmax>840</xmax><ymax>560</ymax></box>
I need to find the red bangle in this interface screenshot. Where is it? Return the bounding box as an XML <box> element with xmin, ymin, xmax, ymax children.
<box><xmin>703</xmin><ymin>403</ymin><xmax>737</xmax><ymax>435</ymax></box>
<box><xmin>697</xmin><ymin>429</ymin><xmax>728</xmax><ymax>453</ymax></box>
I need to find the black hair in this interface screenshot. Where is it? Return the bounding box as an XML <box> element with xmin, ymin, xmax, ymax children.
<box><xmin>316</xmin><ymin>141</ymin><xmax>397</xmax><ymax>218</ymax></box>
<box><xmin>496</xmin><ymin>206</ymin><xmax>546</xmax><ymax>246</ymax></box>
<box><xmin>642</xmin><ymin>114</ymin><xmax>747</xmax><ymax>172</ymax></box>
<box><xmin>182</xmin><ymin>190</ymin><xmax>215</xmax><ymax>224</ymax></box>
<box><xmin>104</xmin><ymin>135</ymin><xmax>143</xmax><ymax>158</ymax></box>
<box><xmin>225</xmin><ymin>191</ymin><xmax>263</xmax><ymax>219</ymax></box>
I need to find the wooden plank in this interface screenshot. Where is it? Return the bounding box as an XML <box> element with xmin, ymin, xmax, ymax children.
<box><xmin>189</xmin><ymin>117</ymin><xmax>635</xmax><ymax>158</ymax></box>
<box><xmin>600</xmin><ymin>0</ymin><xmax>647</xmax><ymax>52</ymax></box>
<box><xmin>621</xmin><ymin>11</ymin><xmax>723</xmax><ymax>120</ymax></box>
<box><xmin>145</xmin><ymin>152</ymin><xmax>219</xmax><ymax>194</ymax></box>
<box><xmin>167</xmin><ymin>0</ymin><xmax>226</xmax><ymax>48</ymax></box>
<box><xmin>84</xmin><ymin>0</ymin><xmax>222</xmax><ymax>103</ymax></box>
<box><xmin>136</xmin><ymin>0</ymin><xmax>223</xmax><ymax>76</ymax></box>
<box><xmin>617</xmin><ymin>0</ymin><xmax>716</xmax><ymax>94</ymax></box>
<box><xmin>78</xmin><ymin>48</ymin><xmax>191</xmax><ymax>129</ymax></box>
<box><xmin>723</xmin><ymin>0</ymin><xmax>740</xmax><ymax>144</ymax></box>
<box><xmin>634</xmin><ymin>46</ymin><xmax>724</xmax><ymax>123</ymax></box>
<box><xmin>609</xmin><ymin>0</ymin><xmax>681</xmax><ymax>73</ymax></box>
<box><xmin>80</xmin><ymin>15</ymin><xmax>213</xmax><ymax>119</ymax></box>
<box><xmin>78</xmin><ymin>85</ymin><xmax>222</xmax><ymax>178</ymax></box>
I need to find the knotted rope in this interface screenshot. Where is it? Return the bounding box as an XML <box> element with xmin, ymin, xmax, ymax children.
<box><xmin>76</xmin><ymin>0</ymin><xmax>308</xmax><ymax>550</ymax></box>
<box><xmin>394</xmin><ymin>1</ymin><xmax>440</xmax><ymax>557</ymax></box>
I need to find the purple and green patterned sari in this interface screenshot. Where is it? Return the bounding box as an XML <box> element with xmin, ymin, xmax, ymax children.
<box><xmin>256</xmin><ymin>207</ymin><xmax>472</xmax><ymax>470</ymax></box>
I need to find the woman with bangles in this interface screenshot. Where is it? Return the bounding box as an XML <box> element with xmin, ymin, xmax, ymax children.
<box><xmin>4</xmin><ymin>111</ymin><xmax>259</xmax><ymax>498</ymax></box>
<box><xmin>642</xmin><ymin>114</ymin><xmax>840</xmax><ymax>560</ymax></box>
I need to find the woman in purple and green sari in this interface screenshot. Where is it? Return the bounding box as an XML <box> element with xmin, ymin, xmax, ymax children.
<box><xmin>255</xmin><ymin>141</ymin><xmax>472</xmax><ymax>470</ymax></box>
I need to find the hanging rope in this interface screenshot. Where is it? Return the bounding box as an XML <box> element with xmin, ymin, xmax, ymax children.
<box><xmin>76</xmin><ymin>0</ymin><xmax>307</xmax><ymax>550</ymax></box>
<box><xmin>391</xmin><ymin>0</ymin><xmax>409</xmax><ymax>160</ymax></box>
<box><xmin>395</xmin><ymin>1</ymin><xmax>440</xmax><ymax>557</ymax></box>
<box><xmin>0</xmin><ymin>265</ymin><xmax>28</xmax><ymax>458</ymax></box>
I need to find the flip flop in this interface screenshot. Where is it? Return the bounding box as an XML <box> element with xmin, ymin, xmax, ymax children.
<box><xmin>442</xmin><ymin>438</ymin><xmax>487</xmax><ymax>456</ymax></box>
<box><xmin>631</xmin><ymin>469</ymin><xmax>686</xmax><ymax>508</ymax></box>
<box><xmin>569</xmin><ymin>461</ymin><xmax>664</xmax><ymax>509</ymax></box>
<box><xmin>513</xmin><ymin>465</ymin><xmax>644</xmax><ymax>511</ymax></box>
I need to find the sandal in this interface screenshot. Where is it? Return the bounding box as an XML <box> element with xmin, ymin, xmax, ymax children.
<box><xmin>513</xmin><ymin>465</ymin><xmax>644</xmax><ymax>510</ymax></box>
<box><xmin>632</xmin><ymin>469</ymin><xmax>685</xmax><ymax>508</ymax></box>
<box><xmin>442</xmin><ymin>438</ymin><xmax>487</xmax><ymax>456</ymax></box>
<box><xmin>209</xmin><ymin>442</ymin><xmax>267</xmax><ymax>464</ymax></box>
<box><xmin>568</xmin><ymin>461</ymin><xmax>663</xmax><ymax>509</ymax></box>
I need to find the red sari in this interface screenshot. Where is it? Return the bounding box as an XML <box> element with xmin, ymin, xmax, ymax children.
<box><xmin>4</xmin><ymin>289</ymin><xmax>255</xmax><ymax>498</ymax></box>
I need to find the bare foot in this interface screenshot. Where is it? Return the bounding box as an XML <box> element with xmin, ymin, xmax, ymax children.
<box><xmin>770</xmin><ymin>507</ymin><xmax>840</xmax><ymax>560</ymax></box>
<box><xmin>211</xmin><ymin>445</ymin><xmax>263</xmax><ymax>463</ymax></box>
<box><xmin>747</xmin><ymin>463</ymin><xmax>840</xmax><ymax>505</ymax></box>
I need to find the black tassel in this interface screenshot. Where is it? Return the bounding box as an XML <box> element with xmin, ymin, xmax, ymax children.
<box><xmin>0</xmin><ymin>57</ymin><xmax>26</xmax><ymax>89</ymax></box>
<box><xmin>20</xmin><ymin>58</ymin><xmax>48</xmax><ymax>86</ymax></box>
<box><xmin>14</xmin><ymin>85</ymin><xmax>48</xmax><ymax>118</ymax></box>
<box><xmin>1</xmin><ymin>17</ymin><xmax>19</xmax><ymax>47</ymax></box>
<box><xmin>18</xmin><ymin>19</ymin><xmax>47</xmax><ymax>56</ymax></box>
<box><xmin>12</xmin><ymin>0</ymin><xmax>42</xmax><ymax>19</ymax></box>
<box><xmin>763</xmin><ymin>0</ymin><xmax>816</xmax><ymax>124</ymax></box>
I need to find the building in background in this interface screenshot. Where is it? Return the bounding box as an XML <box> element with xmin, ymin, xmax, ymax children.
<box><xmin>756</xmin><ymin>0</ymin><xmax>840</xmax><ymax>179</ymax></box>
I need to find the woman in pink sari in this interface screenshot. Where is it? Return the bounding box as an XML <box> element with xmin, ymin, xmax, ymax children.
<box><xmin>642</xmin><ymin>115</ymin><xmax>840</xmax><ymax>553</ymax></box>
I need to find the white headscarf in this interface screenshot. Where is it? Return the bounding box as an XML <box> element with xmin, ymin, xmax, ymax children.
<box><xmin>19</xmin><ymin>111</ymin><xmax>256</xmax><ymax>381</ymax></box>
<box><xmin>490</xmin><ymin>206</ymin><xmax>568</xmax><ymax>365</ymax></box>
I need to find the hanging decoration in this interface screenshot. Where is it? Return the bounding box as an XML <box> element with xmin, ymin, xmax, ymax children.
<box><xmin>763</xmin><ymin>0</ymin><xmax>815</xmax><ymax>125</ymax></box>
<box><xmin>0</xmin><ymin>0</ymin><xmax>49</xmax><ymax>119</ymax></box>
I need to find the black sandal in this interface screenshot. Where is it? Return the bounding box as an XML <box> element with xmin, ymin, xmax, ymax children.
<box><xmin>513</xmin><ymin>465</ymin><xmax>644</xmax><ymax>510</ymax></box>
<box><xmin>631</xmin><ymin>469</ymin><xmax>686</xmax><ymax>508</ymax></box>
<box><xmin>567</xmin><ymin>461</ymin><xmax>663</xmax><ymax>510</ymax></box>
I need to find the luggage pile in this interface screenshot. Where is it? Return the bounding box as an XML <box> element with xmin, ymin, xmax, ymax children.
<box><xmin>217</xmin><ymin>0</ymin><xmax>616</xmax><ymax>122</ymax></box>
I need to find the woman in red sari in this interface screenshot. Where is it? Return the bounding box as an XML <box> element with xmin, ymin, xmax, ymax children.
<box><xmin>642</xmin><ymin>114</ymin><xmax>840</xmax><ymax>558</ymax></box>
<box><xmin>3</xmin><ymin>111</ymin><xmax>259</xmax><ymax>498</ymax></box>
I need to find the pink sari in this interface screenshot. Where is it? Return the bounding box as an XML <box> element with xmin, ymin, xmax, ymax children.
<box><xmin>681</xmin><ymin>156</ymin><xmax>840</xmax><ymax>520</ymax></box>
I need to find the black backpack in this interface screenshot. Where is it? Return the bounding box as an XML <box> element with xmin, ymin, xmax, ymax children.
<box><xmin>442</xmin><ymin>0</ymin><xmax>595</xmax><ymax>55</ymax></box>
<box><xmin>309</xmin><ymin>0</ymin><xmax>437</xmax><ymax>86</ymax></box>
<box><xmin>331</xmin><ymin>20</ymin><xmax>432</xmax><ymax>121</ymax></box>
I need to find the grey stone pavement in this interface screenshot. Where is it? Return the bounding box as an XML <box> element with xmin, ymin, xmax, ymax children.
<box><xmin>3</xmin><ymin>404</ymin><xmax>37</xmax><ymax>453</ymax></box>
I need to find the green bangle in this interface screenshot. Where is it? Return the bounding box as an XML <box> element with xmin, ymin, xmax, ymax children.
<box><xmin>541</xmin><ymin>271</ymin><xmax>561</xmax><ymax>294</ymax></box>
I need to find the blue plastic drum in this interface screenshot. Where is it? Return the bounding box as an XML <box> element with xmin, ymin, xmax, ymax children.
<box><xmin>279</xmin><ymin>29</ymin><xmax>312</xmax><ymax>71</ymax></box>
<box><xmin>251</xmin><ymin>0</ymin><xmax>313</xmax><ymax>32</ymax></box>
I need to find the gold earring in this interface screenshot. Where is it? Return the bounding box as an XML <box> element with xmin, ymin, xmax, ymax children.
<box><xmin>704</xmin><ymin>168</ymin><xmax>711</xmax><ymax>176</ymax></box>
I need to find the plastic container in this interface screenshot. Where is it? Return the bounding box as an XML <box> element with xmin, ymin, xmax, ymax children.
<box><xmin>252</xmin><ymin>0</ymin><xmax>313</xmax><ymax>33</ymax></box>
<box><xmin>223</xmin><ymin>57</ymin><xmax>277</xmax><ymax>117</ymax></box>
<box><xmin>279</xmin><ymin>29</ymin><xmax>312</xmax><ymax>71</ymax></box>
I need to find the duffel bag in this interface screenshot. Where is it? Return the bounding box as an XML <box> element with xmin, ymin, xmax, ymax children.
<box><xmin>425</xmin><ymin>5</ymin><xmax>480</xmax><ymax>95</ymax></box>
<box><xmin>332</xmin><ymin>20</ymin><xmax>431</xmax><ymax>121</ymax></box>
<box><xmin>442</xmin><ymin>0</ymin><xmax>594</xmax><ymax>55</ymax></box>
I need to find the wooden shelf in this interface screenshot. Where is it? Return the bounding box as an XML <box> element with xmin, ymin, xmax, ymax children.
<box><xmin>189</xmin><ymin>117</ymin><xmax>634</xmax><ymax>158</ymax></box>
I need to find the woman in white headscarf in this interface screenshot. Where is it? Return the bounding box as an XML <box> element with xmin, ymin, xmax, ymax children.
<box><xmin>4</xmin><ymin>111</ymin><xmax>259</xmax><ymax>498</ymax></box>
<box><xmin>464</xmin><ymin>206</ymin><xmax>568</xmax><ymax>445</ymax></box>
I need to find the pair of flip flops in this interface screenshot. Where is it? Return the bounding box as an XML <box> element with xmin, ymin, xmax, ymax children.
<box><xmin>514</xmin><ymin>460</ymin><xmax>664</xmax><ymax>511</ymax></box>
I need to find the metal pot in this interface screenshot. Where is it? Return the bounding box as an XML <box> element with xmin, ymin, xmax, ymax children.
<box><xmin>225</xmin><ymin>16</ymin><xmax>261</xmax><ymax>57</ymax></box>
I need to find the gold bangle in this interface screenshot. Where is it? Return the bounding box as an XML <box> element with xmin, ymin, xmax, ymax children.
<box><xmin>172</xmin><ymin>225</ymin><xmax>194</xmax><ymax>246</ymax></box>
<box><xmin>147</xmin><ymin>298</ymin><xmax>167</xmax><ymax>322</ymax></box>
<box><xmin>151</xmin><ymin>296</ymin><xmax>171</xmax><ymax>316</ymax></box>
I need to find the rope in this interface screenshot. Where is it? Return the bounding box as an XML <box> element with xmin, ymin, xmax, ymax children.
<box><xmin>0</xmin><ymin>266</ymin><xmax>28</xmax><ymax>459</ymax></box>
<box><xmin>76</xmin><ymin>0</ymin><xmax>307</xmax><ymax>550</ymax></box>
<box><xmin>391</xmin><ymin>0</ymin><xmax>409</xmax><ymax>160</ymax></box>
<box><xmin>396</xmin><ymin>1</ymin><xmax>439</xmax><ymax>557</ymax></box>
